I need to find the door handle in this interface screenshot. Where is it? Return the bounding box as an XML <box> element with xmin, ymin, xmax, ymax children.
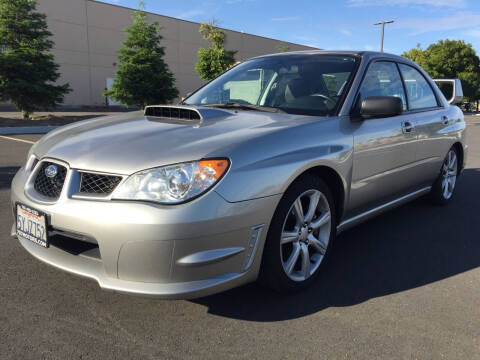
<box><xmin>401</xmin><ymin>121</ymin><xmax>415</xmax><ymax>134</ymax></box>
<box><xmin>441</xmin><ymin>115</ymin><xmax>450</xmax><ymax>125</ymax></box>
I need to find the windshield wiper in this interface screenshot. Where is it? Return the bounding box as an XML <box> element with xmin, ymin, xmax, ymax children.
<box><xmin>202</xmin><ymin>102</ymin><xmax>286</xmax><ymax>113</ymax></box>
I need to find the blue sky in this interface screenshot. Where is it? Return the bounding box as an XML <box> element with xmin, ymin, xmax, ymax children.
<box><xmin>103</xmin><ymin>0</ymin><xmax>480</xmax><ymax>55</ymax></box>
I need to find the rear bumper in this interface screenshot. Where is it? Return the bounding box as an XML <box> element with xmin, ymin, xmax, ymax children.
<box><xmin>11</xmin><ymin>166</ymin><xmax>280</xmax><ymax>299</ymax></box>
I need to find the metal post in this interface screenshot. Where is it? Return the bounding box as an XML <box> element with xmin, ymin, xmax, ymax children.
<box><xmin>380</xmin><ymin>23</ymin><xmax>385</xmax><ymax>52</ymax></box>
<box><xmin>374</xmin><ymin>20</ymin><xmax>394</xmax><ymax>52</ymax></box>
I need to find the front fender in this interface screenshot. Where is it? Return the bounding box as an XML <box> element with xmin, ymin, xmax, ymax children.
<box><xmin>214</xmin><ymin>117</ymin><xmax>354</xmax><ymax>203</ymax></box>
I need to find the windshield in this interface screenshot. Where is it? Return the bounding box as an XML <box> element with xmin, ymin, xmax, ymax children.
<box><xmin>184</xmin><ymin>54</ymin><xmax>359</xmax><ymax>116</ymax></box>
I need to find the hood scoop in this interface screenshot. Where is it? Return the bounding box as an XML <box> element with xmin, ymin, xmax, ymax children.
<box><xmin>144</xmin><ymin>105</ymin><xmax>233</xmax><ymax>123</ymax></box>
<box><xmin>144</xmin><ymin>105</ymin><xmax>202</xmax><ymax>120</ymax></box>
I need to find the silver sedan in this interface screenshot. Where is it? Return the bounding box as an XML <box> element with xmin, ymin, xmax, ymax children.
<box><xmin>11</xmin><ymin>51</ymin><xmax>467</xmax><ymax>298</ymax></box>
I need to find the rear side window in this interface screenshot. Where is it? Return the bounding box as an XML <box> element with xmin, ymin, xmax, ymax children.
<box><xmin>358</xmin><ymin>61</ymin><xmax>407</xmax><ymax>110</ymax></box>
<box><xmin>398</xmin><ymin>64</ymin><xmax>438</xmax><ymax>110</ymax></box>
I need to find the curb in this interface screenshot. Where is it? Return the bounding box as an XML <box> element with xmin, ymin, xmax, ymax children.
<box><xmin>0</xmin><ymin>126</ymin><xmax>58</xmax><ymax>135</ymax></box>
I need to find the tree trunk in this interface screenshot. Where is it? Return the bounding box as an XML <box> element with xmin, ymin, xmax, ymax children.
<box><xmin>22</xmin><ymin>110</ymin><xmax>31</xmax><ymax>120</ymax></box>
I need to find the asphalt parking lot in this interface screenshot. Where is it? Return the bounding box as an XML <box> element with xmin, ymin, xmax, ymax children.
<box><xmin>1</xmin><ymin>116</ymin><xmax>480</xmax><ymax>360</ymax></box>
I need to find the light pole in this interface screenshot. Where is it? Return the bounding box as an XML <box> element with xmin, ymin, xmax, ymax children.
<box><xmin>374</xmin><ymin>20</ymin><xmax>394</xmax><ymax>52</ymax></box>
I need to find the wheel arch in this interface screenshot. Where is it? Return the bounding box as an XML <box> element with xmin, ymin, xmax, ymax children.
<box><xmin>289</xmin><ymin>166</ymin><xmax>346</xmax><ymax>225</ymax></box>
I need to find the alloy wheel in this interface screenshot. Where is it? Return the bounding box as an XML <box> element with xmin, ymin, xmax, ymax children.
<box><xmin>441</xmin><ymin>150</ymin><xmax>458</xmax><ymax>200</ymax></box>
<box><xmin>280</xmin><ymin>189</ymin><xmax>332</xmax><ymax>282</ymax></box>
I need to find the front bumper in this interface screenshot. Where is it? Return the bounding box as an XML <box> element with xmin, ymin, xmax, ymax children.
<box><xmin>11</xmin><ymin>165</ymin><xmax>280</xmax><ymax>299</ymax></box>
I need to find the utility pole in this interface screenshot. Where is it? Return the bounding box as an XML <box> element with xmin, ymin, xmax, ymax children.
<box><xmin>374</xmin><ymin>20</ymin><xmax>394</xmax><ymax>52</ymax></box>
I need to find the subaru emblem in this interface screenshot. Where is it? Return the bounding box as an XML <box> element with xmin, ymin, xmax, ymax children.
<box><xmin>45</xmin><ymin>164</ymin><xmax>58</xmax><ymax>178</ymax></box>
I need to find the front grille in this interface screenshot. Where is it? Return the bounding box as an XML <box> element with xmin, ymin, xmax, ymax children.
<box><xmin>79</xmin><ymin>172</ymin><xmax>122</xmax><ymax>195</ymax></box>
<box><xmin>34</xmin><ymin>162</ymin><xmax>67</xmax><ymax>199</ymax></box>
<box><xmin>144</xmin><ymin>106</ymin><xmax>201</xmax><ymax>120</ymax></box>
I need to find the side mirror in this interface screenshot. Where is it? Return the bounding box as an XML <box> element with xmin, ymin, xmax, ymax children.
<box><xmin>360</xmin><ymin>96</ymin><xmax>403</xmax><ymax>119</ymax></box>
<box><xmin>433</xmin><ymin>79</ymin><xmax>463</xmax><ymax>105</ymax></box>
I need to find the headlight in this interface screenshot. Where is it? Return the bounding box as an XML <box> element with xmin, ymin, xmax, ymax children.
<box><xmin>112</xmin><ymin>159</ymin><xmax>229</xmax><ymax>204</ymax></box>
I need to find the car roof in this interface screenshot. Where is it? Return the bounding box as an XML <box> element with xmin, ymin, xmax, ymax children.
<box><xmin>252</xmin><ymin>50</ymin><xmax>411</xmax><ymax>64</ymax></box>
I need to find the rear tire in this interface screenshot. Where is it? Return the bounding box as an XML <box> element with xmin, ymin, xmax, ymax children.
<box><xmin>260</xmin><ymin>175</ymin><xmax>336</xmax><ymax>293</ymax></box>
<box><xmin>429</xmin><ymin>147</ymin><xmax>459</xmax><ymax>206</ymax></box>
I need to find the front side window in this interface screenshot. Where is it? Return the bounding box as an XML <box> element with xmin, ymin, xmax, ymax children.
<box><xmin>398</xmin><ymin>63</ymin><xmax>438</xmax><ymax>110</ymax></box>
<box><xmin>185</xmin><ymin>55</ymin><xmax>359</xmax><ymax>116</ymax></box>
<box><xmin>358</xmin><ymin>61</ymin><xmax>407</xmax><ymax>110</ymax></box>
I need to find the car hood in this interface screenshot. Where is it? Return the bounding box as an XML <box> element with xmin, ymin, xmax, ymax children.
<box><xmin>32</xmin><ymin>107</ymin><xmax>318</xmax><ymax>175</ymax></box>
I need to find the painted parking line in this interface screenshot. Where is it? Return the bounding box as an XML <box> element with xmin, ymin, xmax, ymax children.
<box><xmin>0</xmin><ymin>126</ymin><xmax>57</xmax><ymax>135</ymax></box>
<box><xmin>0</xmin><ymin>135</ymin><xmax>35</xmax><ymax>144</ymax></box>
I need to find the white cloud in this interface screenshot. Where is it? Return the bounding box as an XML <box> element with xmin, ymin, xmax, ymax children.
<box><xmin>464</xmin><ymin>28</ymin><xmax>480</xmax><ymax>38</ymax></box>
<box><xmin>348</xmin><ymin>0</ymin><xmax>466</xmax><ymax>8</ymax></box>
<box><xmin>364</xmin><ymin>44</ymin><xmax>375</xmax><ymax>50</ymax></box>
<box><xmin>271</xmin><ymin>16</ymin><xmax>300</xmax><ymax>22</ymax></box>
<box><xmin>340</xmin><ymin>29</ymin><xmax>352</xmax><ymax>36</ymax></box>
<box><xmin>226</xmin><ymin>0</ymin><xmax>256</xmax><ymax>4</ymax></box>
<box><xmin>393</xmin><ymin>12</ymin><xmax>480</xmax><ymax>34</ymax></box>
<box><xmin>176</xmin><ymin>9</ymin><xmax>205</xmax><ymax>20</ymax></box>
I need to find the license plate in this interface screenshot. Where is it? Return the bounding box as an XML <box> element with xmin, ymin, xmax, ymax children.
<box><xmin>16</xmin><ymin>203</ymin><xmax>49</xmax><ymax>248</ymax></box>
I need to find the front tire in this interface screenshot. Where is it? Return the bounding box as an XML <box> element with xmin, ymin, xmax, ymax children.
<box><xmin>260</xmin><ymin>175</ymin><xmax>336</xmax><ymax>293</ymax></box>
<box><xmin>429</xmin><ymin>147</ymin><xmax>459</xmax><ymax>205</ymax></box>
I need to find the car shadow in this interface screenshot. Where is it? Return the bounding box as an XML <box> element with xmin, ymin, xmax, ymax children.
<box><xmin>192</xmin><ymin>168</ymin><xmax>480</xmax><ymax>322</ymax></box>
<box><xmin>0</xmin><ymin>166</ymin><xmax>19</xmax><ymax>190</ymax></box>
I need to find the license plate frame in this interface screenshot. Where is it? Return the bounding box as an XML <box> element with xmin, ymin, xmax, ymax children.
<box><xmin>16</xmin><ymin>202</ymin><xmax>49</xmax><ymax>248</ymax></box>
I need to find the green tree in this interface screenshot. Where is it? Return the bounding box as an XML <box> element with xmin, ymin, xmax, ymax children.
<box><xmin>276</xmin><ymin>43</ymin><xmax>291</xmax><ymax>53</ymax></box>
<box><xmin>402</xmin><ymin>43</ymin><xmax>425</xmax><ymax>64</ymax></box>
<box><xmin>402</xmin><ymin>40</ymin><xmax>480</xmax><ymax>102</ymax></box>
<box><xmin>195</xmin><ymin>21</ymin><xmax>237</xmax><ymax>81</ymax></box>
<box><xmin>105</xmin><ymin>2</ymin><xmax>178</xmax><ymax>108</ymax></box>
<box><xmin>0</xmin><ymin>0</ymin><xmax>70</xmax><ymax>119</ymax></box>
